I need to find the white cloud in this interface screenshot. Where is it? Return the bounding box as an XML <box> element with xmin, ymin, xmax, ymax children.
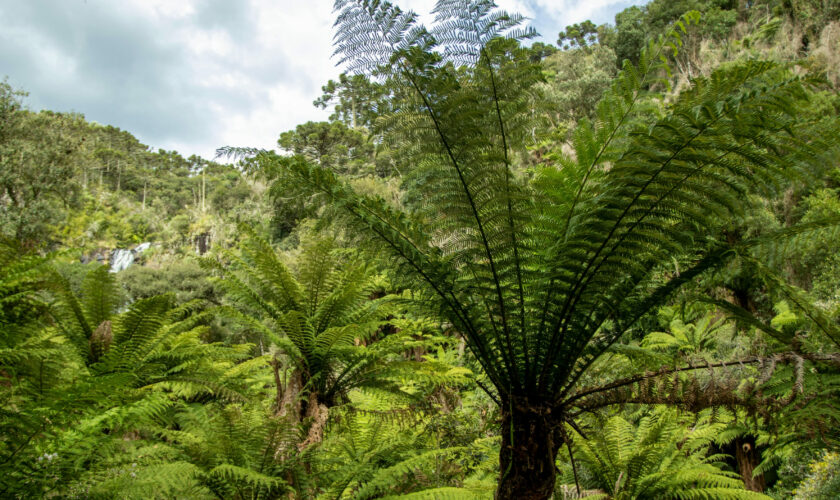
<box><xmin>1</xmin><ymin>0</ymin><xmax>634</xmax><ymax>161</ymax></box>
<box><xmin>166</xmin><ymin>0</ymin><xmax>341</xmax><ymax>158</ymax></box>
<box><xmin>184</xmin><ymin>29</ymin><xmax>235</xmax><ymax>58</ymax></box>
<box><xmin>203</xmin><ymin>0</ymin><xmax>337</xmax><ymax>157</ymax></box>
<box><xmin>123</xmin><ymin>0</ymin><xmax>198</xmax><ymax>20</ymax></box>
<box><xmin>497</xmin><ymin>0</ymin><xmax>536</xmax><ymax>17</ymax></box>
<box><xmin>534</xmin><ymin>0</ymin><xmax>631</xmax><ymax>24</ymax></box>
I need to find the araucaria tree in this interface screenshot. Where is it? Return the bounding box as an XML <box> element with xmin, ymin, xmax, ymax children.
<box><xmin>264</xmin><ymin>0</ymin><xmax>839</xmax><ymax>497</ymax></box>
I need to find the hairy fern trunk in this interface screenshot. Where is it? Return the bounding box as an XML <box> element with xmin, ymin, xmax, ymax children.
<box><xmin>497</xmin><ymin>403</ymin><xmax>563</xmax><ymax>499</ymax></box>
<box><xmin>734</xmin><ymin>436</ymin><xmax>765</xmax><ymax>492</ymax></box>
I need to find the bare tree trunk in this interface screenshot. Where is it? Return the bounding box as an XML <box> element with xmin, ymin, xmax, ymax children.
<box><xmin>351</xmin><ymin>95</ymin><xmax>357</xmax><ymax>129</ymax></box>
<box><xmin>195</xmin><ymin>232</ymin><xmax>211</xmax><ymax>255</ymax></box>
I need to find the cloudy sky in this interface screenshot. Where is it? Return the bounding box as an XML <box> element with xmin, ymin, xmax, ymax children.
<box><xmin>0</xmin><ymin>0</ymin><xmax>638</xmax><ymax>160</ymax></box>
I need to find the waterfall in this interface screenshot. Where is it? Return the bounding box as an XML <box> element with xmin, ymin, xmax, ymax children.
<box><xmin>109</xmin><ymin>249</ymin><xmax>134</xmax><ymax>273</ymax></box>
<box><xmin>108</xmin><ymin>242</ymin><xmax>152</xmax><ymax>273</ymax></box>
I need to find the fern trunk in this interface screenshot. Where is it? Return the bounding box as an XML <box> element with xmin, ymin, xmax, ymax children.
<box><xmin>496</xmin><ymin>402</ymin><xmax>563</xmax><ymax>499</ymax></box>
<box><xmin>734</xmin><ymin>436</ymin><xmax>765</xmax><ymax>492</ymax></box>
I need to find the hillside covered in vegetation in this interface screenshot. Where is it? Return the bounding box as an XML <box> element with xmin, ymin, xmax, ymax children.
<box><xmin>2</xmin><ymin>0</ymin><xmax>840</xmax><ymax>498</ymax></box>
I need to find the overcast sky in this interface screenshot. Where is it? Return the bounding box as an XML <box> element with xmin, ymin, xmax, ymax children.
<box><xmin>0</xmin><ymin>0</ymin><xmax>638</xmax><ymax>160</ymax></box>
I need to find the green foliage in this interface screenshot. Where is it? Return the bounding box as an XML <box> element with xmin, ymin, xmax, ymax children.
<box><xmin>558</xmin><ymin>20</ymin><xmax>600</xmax><ymax>50</ymax></box>
<box><xmin>641</xmin><ymin>305</ymin><xmax>726</xmax><ymax>359</ymax></box>
<box><xmin>785</xmin><ymin>0</ymin><xmax>840</xmax><ymax>41</ymax></box>
<box><xmin>606</xmin><ymin>0</ymin><xmax>737</xmax><ymax>68</ymax></box>
<box><xmin>0</xmin><ymin>250</ymin><xmax>265</xmax><ymax>497</ymax></box>
<box><xmin>314</xmin><ymin>72</ymin><xmax>390</xmax><ymax>129</ymax></box>
<box><xmin>535</xmin><ymin>43</ymin><xmax>618</xmax><ymax>144</ymax></box>
<box><xmin>612</xmin><ymin>6</ymin><xmax>647</xmax><ymax>67</ymax></box>
<box><xmin>527</xmin><ymin>42</ymin><xmax>557</xmax><ymax>63</ymax></box>
<box><xmin>279</xmin><ymin>121</ymin><xmax>374</xmax><ymax>175</ymax></box>
<box><xmin>285</xmin><ymin>0</ymin><xmax>835</xmax><ymax>406</ymax></box>
<box><xmin>3</xmin><ymin>0</ymin><xmax>840</xmax><ymax>497</ymax></box>
<box><xmin>0</xmin><ymin>82</ymin><xmax>85</xmax><ymax>245</ymax></box>
<box><xmin>162</xmin><ymin>402</ymin><xmax>298</xmax><ymax>499</ymax></box>
<box><xmin>560</xmin><ymin>409</ymin><xmax>771</xmax><ymax>499</ymax></box>
<box><xmin>1</xmin><ymin>79</ymin><xmax>265</xmax><ymax>254</ymax></box>
<box><xmin>315</xmin><ymin>411</ymin><xmax>495</xmax><ymax>500</ymax></box>
<box><xmin>119</xmin><ymin>258</ymin><xmax>219</xmax><ymax>303</ymax></box>
<box><xmin>792</xmin><ymin>451</ymin><xmax>840</xmax><ymax>499</ymax></box>
<box><xmin>207</xmin><ymin>227</ymin><xmax>410</xmax><ymax>418</ymax></box>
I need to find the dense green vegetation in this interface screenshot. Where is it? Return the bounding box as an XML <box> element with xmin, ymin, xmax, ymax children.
<box><xmin>2</xmin><ymin>0</ymin><xmax>840</xmax><ymax>498</ymax></box>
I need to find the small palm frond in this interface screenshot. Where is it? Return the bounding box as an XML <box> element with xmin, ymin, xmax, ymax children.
<box><xmin>381</xmin><ymin>487</ymin><xmax>486</xmax><ymax>499</ymax></box>
<box><xmin>349</xmin><ymin>446</ymin><xmax>469</xmax><ymax>499</ymax></box>
<box><xmin>0</xmin><ymin>238</ymin><xmax>50</xmax><ymax>323</ymax></box>
<box><xmin>208</xmin><ymin>463</ymin><xmax>289</xmax><ymax>493</ymax></box>
<box><xmin>203</xmin><ymin>225</ymin><xmax>302</xmax><ymax>321</ymax></box>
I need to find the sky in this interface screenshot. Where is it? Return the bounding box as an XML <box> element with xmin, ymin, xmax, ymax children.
<box><xmin>0</xmin><ymin>0</ymin><xmax>639</xmax><ymax>161</ymax></box>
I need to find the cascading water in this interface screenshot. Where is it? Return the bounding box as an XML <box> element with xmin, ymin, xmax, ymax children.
<box><xmin>108</xmin><ymin>242</ymin><xmax>151</xmax><ymax>273</ymax></box>
<box><xmin>109</xmin><ymin>249</ymin><xmax>134</xmax><ymax>273</ymax></box>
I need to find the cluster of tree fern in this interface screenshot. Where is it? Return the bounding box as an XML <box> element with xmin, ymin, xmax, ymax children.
<box><xmin>3</xmin><ymin>0</ymin><xmax>840</xmax><ymax>498</ymax></box>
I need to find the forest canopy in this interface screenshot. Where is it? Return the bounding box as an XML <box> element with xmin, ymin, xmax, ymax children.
<box><xmin>2</xmin><ymin>0</ymin><xmax>840</xmax><ymax>499</ymax></box>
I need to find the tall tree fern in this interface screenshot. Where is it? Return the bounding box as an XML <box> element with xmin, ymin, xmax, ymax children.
<box><xmin>206</xmin><ymin>228</ymin><xmax>420</xmax><ymax>453</ymax></box>
<box><xmin>233</xmin><ymin>1</ymin><xmax>840</xmax><ymax>496</ymax></box>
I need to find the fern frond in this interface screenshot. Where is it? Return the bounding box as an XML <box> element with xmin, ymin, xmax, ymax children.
<box><xmin>208</xmin><ymin>463</ymin><xmax>289</xmax><ymax>491</ymax></box>
<box><xmin>381</xmin><ymin>487</ymin><xmax>485</xmax><ymax>499</ymax></box>
<box><xmin>351</xmin><ymin>446</ymin><xmax>468</xmax><ymax>499</ymax></box>
<box><xmin>80</xmin><ymin>264</ymin><xmax>122</xmax><ymax>328</ymax></box>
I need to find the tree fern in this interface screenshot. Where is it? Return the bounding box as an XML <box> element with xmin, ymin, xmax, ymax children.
<box><xmin>0</xmin><ymin>254</ymin><xmax>265</xmax><ymax>498</ymax></box>
<box><xmin>640</xmin><ymin>306</ymin><xmax>726</xmax><ymax>360</ymax></box>
<box><xmin>207</xmin><ymin>227</ymin><xmax>427</xmax><ymax>463</ymax></box>
<box><xmin>560</xmin><ymin>409</ymin><xmax>771</xmax><ymax>499</ymax></box>
<box><xmin>0</xmin><ymin>240</ymin><xmax>79</xmax><ymax>497</ymax></box>
<box><xmin>256</xmin><ymin>1</ymin><xmax>840</xmax><ymax>496</ymax></box>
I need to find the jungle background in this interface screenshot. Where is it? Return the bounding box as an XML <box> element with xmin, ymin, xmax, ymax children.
<box><xmin>2</xmin><ymin>0</ymin><xmax>840</xmax><ymax>498</ymax></box>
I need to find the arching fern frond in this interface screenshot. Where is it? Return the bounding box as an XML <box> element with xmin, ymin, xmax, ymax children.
<box><xmin>279</xmin><ymin>3</ymin><xmax>840</xmax><ymax>413</ymax></box>
<box><xmin>431</xmin><ymin>0</ymin><xmax>537</xmax><ymax>67</ymax></box>
<box><xmin>333</xmin><ymin>0</ymin><xmax>433</xmax><ymax>74</ymax></box>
